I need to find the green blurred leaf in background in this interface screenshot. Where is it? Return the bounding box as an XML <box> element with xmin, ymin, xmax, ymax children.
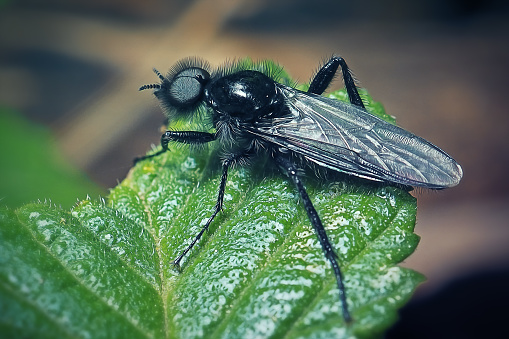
<box><xmin>0</xmin><ymin>63</ymin><xmax>424</xmax><ymax>338</ymax></box>
<box><xmin>0</xmin><ymin>107</ymin><xmax>104</xmax><ymax>208</ymax></box>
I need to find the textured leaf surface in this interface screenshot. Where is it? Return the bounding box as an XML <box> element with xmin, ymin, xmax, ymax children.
<box><xmin>0</xmin><ymin>71</ymin><xmax>424</xmax><ymax>338</ymax></box>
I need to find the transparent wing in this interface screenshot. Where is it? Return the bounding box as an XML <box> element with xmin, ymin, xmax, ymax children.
<box><xmin>248</xmin><ymin>85</ymin><xmax>462</xmax><ymax>188</ymax></box>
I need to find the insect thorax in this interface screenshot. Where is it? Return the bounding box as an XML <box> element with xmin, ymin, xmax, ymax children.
<box><xmin>205</xmin><ymin>70</ymin><xmax>283</xmax><ymax>122</ymax></box>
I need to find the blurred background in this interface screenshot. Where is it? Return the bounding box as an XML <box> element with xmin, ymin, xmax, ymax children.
<box><xmin>1</xmin><ymin>0</ymin><xmax>508</xmax><ymax>337</ymax></box>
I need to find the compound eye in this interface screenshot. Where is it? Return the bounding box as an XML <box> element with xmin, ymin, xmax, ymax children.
<box><xmin>168</xmin><ymin>68</ymin><xmax>210</xmax><ymax>107</ymax></box>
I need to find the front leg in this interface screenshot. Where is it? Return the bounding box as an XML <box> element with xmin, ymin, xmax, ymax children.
<box><xmin>133</xmin><ymin>131</ymin><xmax>215</xmax><ymax>164</ymax></box>
<box><xmin>308</xmin><ymin>56</ymin><xmax>365</xmax><ymax>109</ymax></box>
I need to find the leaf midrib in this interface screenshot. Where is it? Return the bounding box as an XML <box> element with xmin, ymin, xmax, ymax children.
<box><xmin>136</xmin><ymin>150</ymin><xmax>225</xmax><ymax>338</ymax></box>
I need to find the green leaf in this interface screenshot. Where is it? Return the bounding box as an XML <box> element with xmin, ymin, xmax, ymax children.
<box><xmin>0</xmin><ymin>107</ymin><xmax>104</xmax><ymax>208</ymax></box>
<box><xmin>0</xmin><ymin>67</ymin><xmax>424</xmax><ymax>338</ymax></box>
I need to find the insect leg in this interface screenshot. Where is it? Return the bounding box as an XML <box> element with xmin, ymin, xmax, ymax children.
<box><xmin>133</xmin><ymin>131</ymin><xmax>215</xmax><ymax>164</ymax></box>
<box><xmin>308</xmin><ymin>56</ymin><xmax>365</xmax><ymax>109</ymax></box>
<box><xmin>275</xmin><ymin>155</ymin><xmax>352</xmax><ymax>322</ymax></box>
<box><xmin>172</xmin><ymin>152</ymin><xmax>241</xmax><ymax>267</ymax></box>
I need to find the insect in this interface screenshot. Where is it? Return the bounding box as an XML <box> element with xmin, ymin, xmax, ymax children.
<box><xmin>135</xmin><ymin>56</ymin><xmax>463</xmax><ymax>322</ymax></box>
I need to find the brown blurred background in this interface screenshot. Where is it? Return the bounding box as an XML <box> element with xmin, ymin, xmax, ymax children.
<box><xmin>1</xmin><ymin>0</ymin><xmax>508</xmax><ymax>337</ymax></box>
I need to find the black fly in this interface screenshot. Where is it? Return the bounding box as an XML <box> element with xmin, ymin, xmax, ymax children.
<box><xmin>135</xmin><ymin>56</ymin><xmax>463</xmax><ymax>322</ymax></box>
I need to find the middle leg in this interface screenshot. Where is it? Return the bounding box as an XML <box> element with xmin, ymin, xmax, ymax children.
<box><xmin>172</xmin><ymin>151</ymin><xmax>248</xmax><ymax>267</ymax></box>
